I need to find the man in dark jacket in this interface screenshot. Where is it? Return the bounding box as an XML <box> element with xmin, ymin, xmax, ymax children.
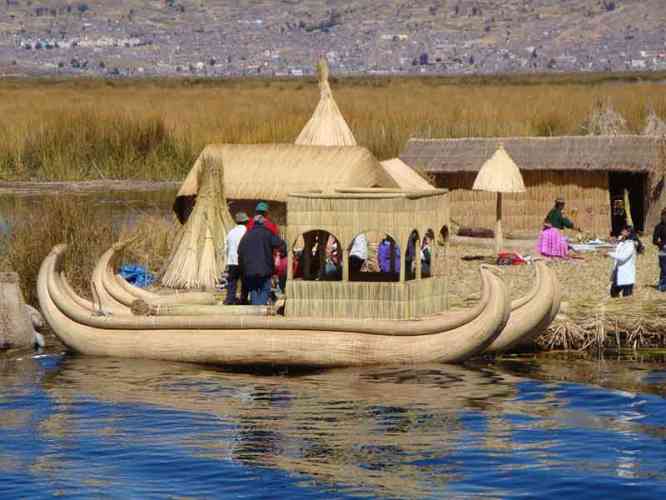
<box><xmin>652</xmin><ymin>208</ymin><xmax>666</xmax><ymax>292</ymax></box>
<box><xmin>238</xmin><ymin>215</ymin><xmax>284</xmax><ymax>305</ymax></box>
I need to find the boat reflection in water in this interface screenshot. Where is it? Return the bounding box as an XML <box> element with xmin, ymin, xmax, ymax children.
<box><xmin>6</xmin><ymin>354</ymin><xmax>666</xmax><ymax>498</ymax></box>
<box><xmin>38</xmin><ymin>357</ymin><xmax>524</xmax><ymax>497</ymax></box>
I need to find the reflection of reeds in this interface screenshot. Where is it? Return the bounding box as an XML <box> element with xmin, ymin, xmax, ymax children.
<box><xmin>0</xmin><ymin>76</ymin><xmax>664</xmax><ymax>180</ymax></box>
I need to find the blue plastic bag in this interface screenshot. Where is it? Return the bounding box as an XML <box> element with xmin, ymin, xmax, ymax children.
<box><xmin>118</xmin><ymin>264</ymin><xmax>154</xmax><ymax>288</ymax></box>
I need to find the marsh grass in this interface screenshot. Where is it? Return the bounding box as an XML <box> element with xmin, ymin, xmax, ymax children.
<box><xmin>0</xmin><ymin>197</ymin><xmax>176</xmax><ymax>306</ymax></box>
<box><xmin>0</xmin><ymin>74</ymin><xmax>665</xmax><ymax>180</ymax></box>
<box><xmin>0</xmin><ymin>197</ymin><xmax>116</xmax><ymax>305</ymax></box>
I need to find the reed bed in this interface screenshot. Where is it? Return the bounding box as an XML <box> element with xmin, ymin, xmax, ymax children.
<box><xmin>446</xmin><ymin>240</ymin><xmax>666</xmax><ymax>351</ymax></box>
<box><xmin>0</xmin><ymin>198</ymin><xmax>176</xmax><ymax>306</ymax></box>
<box><xmin>1</xmin><ymin>75</ymin><xmax>665</xmax><ymax>180</ymax></box>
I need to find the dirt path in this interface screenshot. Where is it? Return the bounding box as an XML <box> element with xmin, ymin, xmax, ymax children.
<box><xmin>0</xmin><ymin>180</ymin><xmax>180</xmax><ymax>197</ymax></box>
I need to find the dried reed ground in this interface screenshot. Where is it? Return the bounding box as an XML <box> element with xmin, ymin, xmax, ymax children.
<box><xmin>446</xmin><ymin>241</ymin><xmax>666</xmax><ymax>351</ymax></box>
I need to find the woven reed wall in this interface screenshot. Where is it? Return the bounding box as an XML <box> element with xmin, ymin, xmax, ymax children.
<box><xmin>287</xmin><ymin>191</ymin><xmax>450</xmax><ymax>252</ymax></box>
<box><xmin>285</xmin><ymin>278</ymin><xmax>448</xmax><ymax>320</ymax></box>
<box><xmin>434</xmin><ymin>170</ymin><xmax>610</xmax><ymax>236</ymax></box>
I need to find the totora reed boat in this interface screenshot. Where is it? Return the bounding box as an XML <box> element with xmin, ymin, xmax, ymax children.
<box><xmin>37</xmin><ymin>166</ymin><xmax>560</xmax><ymax>367</ymax></box>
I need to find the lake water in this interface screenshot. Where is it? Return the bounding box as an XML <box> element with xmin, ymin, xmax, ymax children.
<box><xmin>2</xmin><ymin>351</ymin><xmax>666</xmax><ymax>499</ymax></box>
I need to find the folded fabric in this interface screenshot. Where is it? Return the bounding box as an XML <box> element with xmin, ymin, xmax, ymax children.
<box><xmin>118</xmin><ymin>264</ymin><xmax>154</xmax><ymax>288</ymax></box>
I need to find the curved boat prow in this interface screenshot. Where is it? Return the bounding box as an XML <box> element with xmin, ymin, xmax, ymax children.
<box><xmin>485</xmin><ymin>260</ymin><xmax>561</xmax><ymax>354</ymax></box>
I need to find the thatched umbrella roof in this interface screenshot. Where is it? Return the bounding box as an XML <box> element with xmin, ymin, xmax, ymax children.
<box><xmin>473</xmin><ymin>145</ymin><xmax>525</xmax><ymax>254</ymax></box>
<box><xmin>472</xmin><ymin>145</ymin><xmax>526</xmax><ymax>193</ymax></box>
<box><xmin>294</xmin><ymin>58</ymin><xmax>357</xmax><ymax>146</ymax></box>
<box><xmin>380</xmin><ymin>158</ymin><xmax>434</xmax><ymax>190</ymax></box>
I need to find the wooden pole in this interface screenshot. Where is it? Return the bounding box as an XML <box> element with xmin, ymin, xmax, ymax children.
<box><xmin>342</xmin><ymin>248</ymin><xmax>350</xmax><ymax>282</ymax></box>
<box><xmin>415</xmin><ymin>236</ymin><xmax>422</xmax><ymax>280</ymax></box>
<box><xmin>495</xmin><ymin>192</ymin><xmax>503</xmax><ymax>255</ymax></box>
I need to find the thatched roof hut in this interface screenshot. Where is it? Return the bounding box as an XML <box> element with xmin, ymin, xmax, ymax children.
<box><xmin>174</xmin><ymin>144</ymin><xmax>397</xmax><ymax>224</ymax></box>
<box><xmin>401</xmin><ymin>135</ymin><xmax>666</xmax><ymax>235</ymax></box>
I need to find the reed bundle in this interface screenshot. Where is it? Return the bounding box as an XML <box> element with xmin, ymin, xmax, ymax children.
<box><xmin>131</xmin><ymin>299</ymin><xmax>271</xmax><ymax>317</ymax></box>
<box><xmin>643</xmin><ymin>109</ymin><xmax>666</xmax><ymax>137</ymax></box>
<box><xmin>583</xmin><ymin>101</ymin><xmax>629</xmax><ymax>136</ymax></box>
<box><xmin>294</xmin><ymin>58</ymin><xmax>357</xmax><ymax>147</ymax></box>
<box><xmin>161</xmin><ymin>158</ymin><xmax>234</xmax><ymax>289</ymax></box>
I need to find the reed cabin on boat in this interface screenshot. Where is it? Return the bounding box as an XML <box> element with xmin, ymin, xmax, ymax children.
<box><xmin>285</xmin><ymin>188</ymin><xmax>450</xmax><ymax>320</ymax></box>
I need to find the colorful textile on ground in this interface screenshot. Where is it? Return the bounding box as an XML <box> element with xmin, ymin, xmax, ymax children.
<box><xmin>536</xmin><ymin>227</ymin><xmax>568</xmax><ymax>258</ymax></box>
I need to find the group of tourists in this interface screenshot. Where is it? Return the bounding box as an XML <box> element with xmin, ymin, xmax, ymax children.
<box><xmin>536</xmin><ymin>197</ymin><xmax>666</xmax><ymax>298</ymax></box>
<box><xmin>376</xmin><ymin>232</ymin><xmax>433</xmax><ymax>278</ymax></box>
<box><xmin>224</xmin><ymin>201</ymin><xmax>284</xmax><ymax>306</ymax></box>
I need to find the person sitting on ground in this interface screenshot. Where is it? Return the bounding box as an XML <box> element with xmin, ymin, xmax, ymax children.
<box><xmin>224</xmin><ymin>211</ymin><xmax>249</xmax><ymax>305</ymax></box>
<box><xmin>536</xmin><ymin>221</ymin><xmax>569</xmax><ymax>258</ymax></box>
<box><xmin>653</xmin><ymin>208</ymin><xmax>666</xmax><ymax>292</ymax></box>
<box><xmin>349</xmin><ymin>233</ymin><xmax>368</xmax><ymax>274</ymax></box>
<box><xmin>246</xmin><ymin>201</ymin><xmax>279</xmax><ymax>236</ymax></box>
<box><xmin>607</xmin><ymin>225</ymin><xmax>642</xmax><ymax>298</ymax></box>
<box><xmin>238</xmin><ymin>214</ymin><xmax>284</xmax><ymax>306</ymax></box>
<box><xmin>545</xmin><ymin>197</ymin><xmax>579</xmax><ymax>232</ymax></box>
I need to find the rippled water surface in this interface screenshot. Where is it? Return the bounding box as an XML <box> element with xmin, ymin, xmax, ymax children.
<box><xmin>2</xmin><ymin>352</ymin><xmax>666</xmax><ymax>499</ymax></box>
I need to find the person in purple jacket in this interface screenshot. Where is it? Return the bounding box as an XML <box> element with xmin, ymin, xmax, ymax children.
<box><xmin>377</xmin><ymin>236</ymin><xmax>400</xmax><ymax>274</ymax></box>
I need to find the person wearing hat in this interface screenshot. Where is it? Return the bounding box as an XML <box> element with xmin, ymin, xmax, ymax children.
<box><xmin>224</xmin><ymin>211</ymin><xmax>249</xmax><ymax>305</ymax></box>
<box><xmin>545</xmin><ymin>198</ymin><xmax>578</xmax><ymax>231</ymax></box>
<box><xmin>238</xmin><ymin>214</ymin><xmax>284</xmax><ymax>305</ymax></box>
<box><xmin>652</xmin><ymin>208</ymin><xmax>666</xmax><ymax>292</ymax></box>
<box><xmin>246</xmin><ymin>201</ymin><xmax>279</xmax><ymax>236</ymax></box>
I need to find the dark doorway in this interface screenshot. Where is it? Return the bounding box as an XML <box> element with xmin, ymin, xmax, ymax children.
<box><xmin>608</xmin><ymin>172</ymin><xmax>647</xmax><ymax>233</ymax></box>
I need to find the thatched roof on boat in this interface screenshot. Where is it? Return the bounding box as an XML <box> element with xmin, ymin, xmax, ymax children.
<box><xmin>176</xmin><ymin>144</ymin><xmax>397</xmax><ymax>203</ymax></box>
<box><xmin>400</xmin><ymin>136</ymin><xmax>666</xmax><ymax>174</ymax></box>
<box><xmin>294</xmin><ymin>58</ymin><xmax>357</xmax><ymax>147</ymax></box>
<box><xmin>380</xmin><ymin>158</ymin><xmax>434</xmax><ymax>190</ymax></box>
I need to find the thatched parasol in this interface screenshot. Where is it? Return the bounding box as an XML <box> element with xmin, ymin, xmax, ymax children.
<box><xmin>295</xmin><ymin>57</ymin><xmax>357</xmax><ymax>146</ymax></box>
<box><xmin>472</xmin><ymin>145</ymin><xmax>525</xmax><ymax>254</ymax></box>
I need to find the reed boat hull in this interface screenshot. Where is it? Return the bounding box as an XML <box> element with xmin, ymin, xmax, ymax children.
<box><xmin>485</xmin><ymin>260</ymin><xmax>561</xmax><ymax>354</ymax></box>
<box><xmin>38</xmin><ymin>244</ymin><xmax>511</xmax><ymax>367</ymax></box>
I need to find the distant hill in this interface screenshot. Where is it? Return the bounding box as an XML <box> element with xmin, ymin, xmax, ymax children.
<box><xmin>1</xmin><ymin>0</ymin><xmax>664</xmax><ymax>77</ymax></box>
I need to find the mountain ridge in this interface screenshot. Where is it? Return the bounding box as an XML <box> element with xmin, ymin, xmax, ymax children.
<box><xmin>1</xmin><ymin>0</ymin><xmax>664</xmax><ymax>77</ymax></box>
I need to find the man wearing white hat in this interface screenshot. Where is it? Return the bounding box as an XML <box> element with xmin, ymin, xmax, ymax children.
<box><xmin>224</xmin><ymin>211</ymin><xmax>249</xmax><ymax>305</ymax></box>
